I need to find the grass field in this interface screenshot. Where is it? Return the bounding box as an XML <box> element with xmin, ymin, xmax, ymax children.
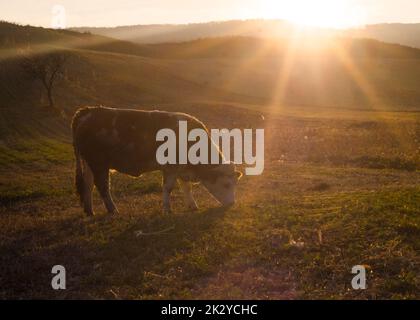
<box><xmin>1</xmin><ymin>21</ymin><xmax>419</xmax><ymax>300</ymax></box>
<box><xmin>0</xmin><ymin>105</ymin><xmax>418</xmax><ymax>299</ymax></box>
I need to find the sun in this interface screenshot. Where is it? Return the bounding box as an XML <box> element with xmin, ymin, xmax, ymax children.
<box><xmin>262</xmin><ymin>0</ymin><xmax>366</xmax><ymax>29</ymax></box>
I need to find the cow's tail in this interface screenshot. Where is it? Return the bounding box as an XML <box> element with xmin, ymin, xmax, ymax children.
<box><xmin>72</xmin><ymin>108</ymin><xmax>88</xmax><ymax>206</ymax></box>
<box><xmin>74</xmin><ymin>144</ymin><xmax>85</xmax><ymax>206</ymax></box>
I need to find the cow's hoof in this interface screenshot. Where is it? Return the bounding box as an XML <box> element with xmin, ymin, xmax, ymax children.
<box><xmin>85</xmin><ymin>211</ymin><xmax>95</xmax><ymax>217</ymax></box>
<box><xmin>163</xmin><ymin>208</ymin><xmax>172</xmax><ymax>214</ymax></box>
<box><xmin>108</xmin><ymin>210</ymin><xmax>119</xmax><ymax>215</ymax></box>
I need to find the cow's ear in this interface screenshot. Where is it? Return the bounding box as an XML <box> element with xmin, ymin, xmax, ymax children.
<box><xmin>235</xmin><ymin>170</ymin><xmax>243</xmax><ymax>180</ymax></box>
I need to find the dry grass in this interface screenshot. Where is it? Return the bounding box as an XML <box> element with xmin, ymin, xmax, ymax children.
<box><xmin>0</xmin><ymin>106</ymin><xmax>418</xmax><ymax>299</ymax></box>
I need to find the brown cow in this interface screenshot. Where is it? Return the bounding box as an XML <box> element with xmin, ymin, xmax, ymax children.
<box><xmin>72</xmin><ymin>106</ymin><xmax>242</xmax><ymax>216</ymax></box>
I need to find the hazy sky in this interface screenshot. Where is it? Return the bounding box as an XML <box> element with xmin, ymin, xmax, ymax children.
<box><xmin>2</xmin><ymin>0</ymin><xmax>420</xmax><ymax>28</ymax></box>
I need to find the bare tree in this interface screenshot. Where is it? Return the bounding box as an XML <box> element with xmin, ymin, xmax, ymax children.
<box><xmin>20</xmin><ymin>51</ymin><xmax>68</xmax><ymax>111</ymax></box>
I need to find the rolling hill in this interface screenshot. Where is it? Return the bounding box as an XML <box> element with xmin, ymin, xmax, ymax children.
<box><xmin>72</xmin><ymin>20</ymin><xmax>302</xmax><ymax>44</ymax></box>
<box><xmin>1</xmin><ymin>20</ymin><xmax>420</xmax><ymax>138</ymax></box>
<box><xmin>347</xmin><ymin>23</ymin><xmax>420</xmax><ymax>49</ymax></box>
<box><xmin>73</xmin><ymin>19</ymin><xmax>420</xmax><ymax>49</ymax></box>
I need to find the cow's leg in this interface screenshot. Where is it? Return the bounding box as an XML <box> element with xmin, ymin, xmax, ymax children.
<box><xmin>82</xmin><ymin>160</ymin><xmax>94</xmax><ymax>216</ymax></box>
<box><xmin>178</xmin><ymin>180</ymin><xmax>199</xmax><ymax>211</ymax></box>
<box><xmin>93</xmin><ymin>167</ymin><xmax>119</xmax><ymax>215</ymax></box>
<box><xmin>162</xmin><ymin>172</ymin><xmax>177</xmax><ymax>214</ymax></box>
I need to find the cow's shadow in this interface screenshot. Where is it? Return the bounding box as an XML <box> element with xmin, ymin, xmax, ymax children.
<box><xmin>0</xmin><ymin>203</ymin><xmax>229</xmax><ymax>299</ymax></box>
<box><xmin>84</xmin><ymin>205</ymin><xmax>229</xmax><ymax>296</ymax></box>
<box><xmin>104</xmin><ymin>205</ymin><xmax>228</xmax><ymax>254</ymax></box>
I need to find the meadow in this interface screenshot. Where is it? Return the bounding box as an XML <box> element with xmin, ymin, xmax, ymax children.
<box><xmin>0</xmin><ymin>22</ymin><xmax>419</xmax><ymax>299</ymax></box>
<box><xmin>0</xmin><ymin>104</ymin><xmax>418</xmax><ymax>299</ymax></box>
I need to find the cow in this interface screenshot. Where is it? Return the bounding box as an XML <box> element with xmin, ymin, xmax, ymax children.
<box><xmin>71</xmin><ymin>106</ymin><xmax>242</xmax><ymax>216</ymax></box>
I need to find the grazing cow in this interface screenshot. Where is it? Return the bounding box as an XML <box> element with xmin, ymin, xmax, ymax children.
<box><xmin>72</xmin><ymin>106</ymin><xmax>242</xmax><ymax>216</ymax></box>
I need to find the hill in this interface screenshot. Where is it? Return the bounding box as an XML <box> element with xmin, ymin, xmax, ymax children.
<box><xmin>0</xmin><ymin>21</ymin><xmax>157</xmax><ymax>57</ymax></box>
<box><xmin>2</xmin><ymin>20</ymin><xmax>420</xmax><ymax>139</ymax></box>
<box><xmin>347</xmin><ymin>23</ymin><xmax>420</xmax><ymax>49</ymax></box>
<box><xmin>72</xmin><ymin>20</ymin><xmax>302</xmax><ymax>44</ymax></box>
<box><xmin>73</xmin><ymin>19</ymin><xmax>420</xmax><ymax>49</ymax></box>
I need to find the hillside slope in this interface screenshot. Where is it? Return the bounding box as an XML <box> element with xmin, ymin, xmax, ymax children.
<box><xmin>347</xmin><ymin>23</ymin><xmax>420</xmax><ymax>49</ymax></box>
<box><xmin>2</xmin><ymin>21</ymin><xmax>420</xmax><ymax>139</ymax></box>
<box><xmin>73</xmin><ymin>19</ymin><xmax>420</xmax><ymax>49</ymax></box>
<box><xmin>72</xmin><ymin>20</ymin><xmax>301</xmax><ymax>44</ymax></box>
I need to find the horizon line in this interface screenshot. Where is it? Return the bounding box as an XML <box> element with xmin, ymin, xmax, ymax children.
<box><xmin>3</xmin><ymin>17</ymin><xmax>420</xmax><ymax>31</ymax></box>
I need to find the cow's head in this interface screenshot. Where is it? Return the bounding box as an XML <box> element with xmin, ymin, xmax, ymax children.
<box><xmin>200</xmin><ymin>163</ymin><xmax>242</xmax><ymax>207</ymax></box>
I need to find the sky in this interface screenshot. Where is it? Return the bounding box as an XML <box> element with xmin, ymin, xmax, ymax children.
<box><xmin>2</xmin><ymin>0</ymin><xmax>420</xmax><ymax>29</ymax></box>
